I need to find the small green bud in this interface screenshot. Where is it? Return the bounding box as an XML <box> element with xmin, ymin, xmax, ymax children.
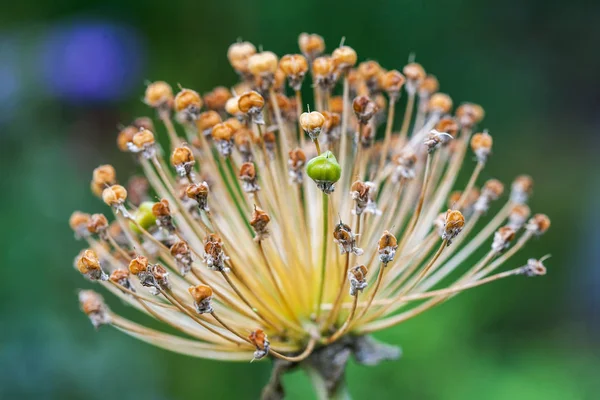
<box><xmin>129</xmin><ymin>201</ymin><xmax>157</xmax><ymax>234</ymax></box>
<box><xmin>306</xmin><ymin>151</ymin><xmax>341</xmax><ymax>194</ymax></box>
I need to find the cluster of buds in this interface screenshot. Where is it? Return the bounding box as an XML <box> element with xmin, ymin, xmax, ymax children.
<box><xmin>186</xmin><ymin>182</ymin><xmax>210</xmax><ymax>212</ymax></box>
<box><xmin>203</xmin><ymin>234</ymin><xmax>229</xmax><ymax>272</ymax></box>
<box><xmin>333</xmin><ymin>221</ymin><xmax>363</xmax><ymax>256</ymax></box>
<box><xmin>152</xmin><ymin>199</ymin><xmax>175</xmax><ymax>232</ymax></box>
<box><xmin>249</xmin><ymin>329</ymin><xmax>270</xmax><ymax>361</ymax></box>
<box><xmin>76</xmin><ymin>249</ymin><xmax>108</xmax><ymax>281</ymax></box>
<box><xmin>288</xmin><ymin>148</ymin><xmax>306</xmax><ymax>183</ymax></box>
<box><xmin>188</xmin><ymin>284</ymin><xmax>214</xmax><ymax>314</ymax></box>
<box><xmin>239</xmin><ymin>162</ymin><xmax>260</xmax><ymax>194</ymax></box>
<box><xmin>442</xmin><ymin>210</ymin><xmax>465</xmax><ymax>244</ymax></box>
<box><xmin>348</xmin><ymin>265</ymin><xmax>368</xmax><ymax>296</ymax></box>
<box><xmin>250</xmin><ymin>207</ymin><xmax>271</xmax><ymax>241</ymax></box>
<box><xmin>491</xmin><ymin>226</ymin><xmax>516</xmax><ymax>254</ymax></box>
<box><xmin>79</xmin><ymin>290</ymin><xmax>110</xmax><ymax>328</ymax></box>
<box><xmin>473</xmin><ymin>179</ymin><xmax>505</xmax><ymax>213</ymax></box>
<box><xmin>170</xmin><ymin>241</ymin><xmax>194</xmax><ymax>275</ymax></box>
<box><xmin>350</xmin><ymin>180</ymin><xmax>380</xmax><ymax>216</ymax></box>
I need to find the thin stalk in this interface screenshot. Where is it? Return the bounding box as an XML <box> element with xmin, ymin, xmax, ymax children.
<box><xmin>315</xmin><ymin>191</ymin><xmax>329</xmax><ymax>321</ymax></box>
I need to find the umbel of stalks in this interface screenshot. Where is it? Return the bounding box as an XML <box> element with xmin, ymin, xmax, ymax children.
<box><xmin>71</xmin><ymin>33</ymin><xmax>550</xmax><ymax>400</ymax></box>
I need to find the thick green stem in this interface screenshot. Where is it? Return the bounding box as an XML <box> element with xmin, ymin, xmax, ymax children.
<box><xmin>316</xmin><ymin>191</ymin><xmax>329</xmax><ymax>320</ymax></box>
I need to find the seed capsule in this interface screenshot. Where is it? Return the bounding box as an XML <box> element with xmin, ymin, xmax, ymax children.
<box><xmin>306</xmin><ymin>151</ymin><xmax>342</xmax><ymax>194</ymax></box>
<box><xmin>456</xmin><ymin>103</ymin><xmax>485</xmax><ymax>128</ymax></box>
<box><xmin>298</xmin><ymin>33</ymin><xmax>325</xmax><ymax>60</ymax></box>
<box><xmin>419</xmin><ymin>75</ymin><xmax>439</xmax><ymax>96</ymax></box>
<box><xmin>227</xmin><ymin>41</ymin><xmax>256</xmax><ymax>75</ymax></box>
<box><xmin>174</xmin><ymin>88</ymin><xmax>202</xmax><ymax>122</ymax></box>
<box><xmin>79</xmin><ymin>290</ymin><xmax>110</xmax><ymax>328</ymax></box>
<box><xmin>279</xmin><ymin>54</ymin><xmax>308</xmax><ymax>90</ymax></box>
<box><xmin>87</xmin><ymin>213</ymin><xmax>109</xmax><ymax>236</ymax></box>
<box><xmin>442</xmin><ymin>209</ymin><xmax>465</xmax><ymax>244</ymax></box>
<box><xmin>203</xmin><ymin>86</ymin><xmax>231</xmax><ymax>111</ymax></box>
<box><xmin>76</xmin><ymin>249</ymin><xmax>107</xmax><ymax>281</ymax></box>
<box><xmin>470</xmin><ymin>132</ymin><xmax>493</xmax><ymax>163</ymax></box>
<box><xmin>332</xmin><ymin>46</ymin><xmax>357</xmax><ymax>70</ymax></box>
<box><xmin>70</xmin><ymin>211</ymin><xmax>91</xmax><ymax>238</ymax></box>
<box><xmin>526</xmin><ymin>214</ymin><xmax>551</xmax><ymax>235</ymax></box>
<box><xmin>352</xmin><ymin>95</ymin><xmax>378</xmax><ymax>124</ymax></box>
<box><xmin>171</xmin><ymin>146</ymin><xmax>195</xmax><ymax>176</ymax></box>
<box><xmin>348</xmin><ymin>265</ymin><xmax>368</xmax><ymax>296</ymax></box>
<box><xmin>300</xmin><ymin>111</ymin><xmax>326</xmax><ymax>140</ymax></box>
<box><xmin>379</xmin><ymin>70</ymin><xmax>406</xmax><ymax>99</ymax></box>
<box><xmin>248</xmin><ymin>51</ymin><xmax>278</xmax><ymax>77</ymax></box>
<box><xmin>188</xmin><ymin>284</ymin><xmax>214</xmax><ymax>314</ymax></box>
<box><xmin>250</xmin><ymin>207</ymin><xmax>271</xmax><ymax>241</ymax></box>
<box><xmin>129</xmin><ymin>255</ymin><xmax>149</xmax><ymax>275</ymax></box>
<box><xmin>129</xmin><ymin>201</ymin><xmax>157</xmax><ymax>234</ymax></box>
<box><xmin>511</xmin><ymin>175</ymin><xmax>534</xmax><ymax>204</ymax></box>
<box><xmin>378</xmin><ymin>231</ymin><xmax>398</xmax><ymax>264</ymax></box>
<box><xmin>196</xmin><ymin>111</ymin><xmax>222</xmax><ymax>137</ymax></box>
<box><xmin>249</xmin><ymin>329</ymin><xmax>270</xmax><ymax>360</ymax></box>
<box><xmin>428</xmin><ymin>93</ymin><xmax>453</xmax><ymax>114</ymax></box>
<box><xmin>145</xmin><ymin>81</ymin><xmax>174</xmax><ymax>109</ymax></box>
<box><xmin>91</xmin><ymin>165</ymin><xmax>117</xmax><ymax>197</ymax></box>
<box><xmin>102</xmin><ymin>185</ymin><xmax>127</xmax><ymax>207</ymax></box>
<box><xmin>522</xmin><ymin>258</ymin><xmax>547</xmax><ymax>277</ymax></box>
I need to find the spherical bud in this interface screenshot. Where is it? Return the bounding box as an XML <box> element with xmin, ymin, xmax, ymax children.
<box><xmin>248</xmin><ymin>51</ymin><xmax>278</xmax><ymax>76</ymax></box>
<box><xmin>306</xmin><ymin>151</ymin><xmax>342</xmax><ymax>194</ymax></box>
<box><xmin>358</xmin><ymin>60</ymin><xmax>382</xmax><ymax>82</ymax></box>
<box><xmin>239</xmin><ymin>162</ymin><xmax>260</xmax><ymax>193</ymax></box>
<box><xmin>102</xmin><ymin>185</ymin><xmax>127</xmax><ymax>207</ymax></box>
<box><xmin>332</xmin><ymin>46</ymin><xmax>357</xmax><ymax>70</ymax></box>
<box><xmin>279</xmin><ymin>54</ymin><xmax>308</xmax><ymax>76</ymax></box>
<box><xmin>76</xmin><ymin>249</ymin><xmax>106</xmax><ymax>281</ymax></box>
<box><xmin>129</xmin><ymin>201</ymin><xmax>157</xmax><ymax>234</ymax></box>
<box><xmin>300</xmin><ymin>111</ymin><xmax>326</xmax><ymax>140</ymax></box>
<box><xmin>196</xmin><ymin>111</ymin><xmax>222</xmax><ymax>136</ymax></box>
<box><xmin>352</xmin><ymin>95</ymin><xmax>378</xmax><ymax>124</ymax></box>
<box><xmin>428</xmin><ymin>93</ymin><xmax>453</xmax><ymax>114</ymax></box>
<box><xmin>132</xmin><ymin>129</ymin><xmax>155</xmax><ymax>149</ymax></box>
<box><xmin>174</xmin><ymin>88</ymin><xmax>202</xmax><ymax>113</ymax></box>
<box><xmin>435</xmin><ymin>117</ymin><xmax>459</xmax><ymax>136</ymax></box>
<box><xmin>204</xmin><ymin>86</ymin><xmax>231</xmax><ymax>111</ymax></box>
<box><xmin>211</xmin><ymin>122</ymin><xmax>233</xmax><ymax>142</ymax></box>
<box><xmin>298</xmin><ymin>33</ymin><xmax>325</xmax><ymax>59</ymax></box>
<box><xmin>188</xmin><ymin>284</ymin><xmax>214</xmax><ymax>314</ymax></box>
<box><xmin>128</xmin><ymin>255</ymin><xmax>149</xmax><ymax>275</ymax></box>
<box><xmin>171</xmin><ymin>146</ymin><xmax>195</xmax><ymax>168</ymax></box>
<box><xmin>456</xmin><ymin>103</ymin><xmax>485</xmax><ymax>128</ymax></box>
<box><xmin>403</xmin><ymin>62</ymin><xmax>426</xmax><ymax>82</ymax></box>
<box><xmin>70</xmin><ymin>211</ymin><xmax>91</xmax><ymax>237</ymax></box>
<box><xmin>238</xmin><ymin>91</ymin><xmax>265</xmax><ymax>114</ymax></box>
<box><xmin>144</xmin><ymin>81</ymin><xmax>173</xmax><ymax>109</ymax></box>
<box><xmin>526</xmin><ymin>214</ymin><xmax>550</xmax><ymax>235</ymax></box>
<box><xmin>225</xmin><ymin>96</ymin><xmax>242</xmax><ymax>116</ymax></box>
<box><xmin>378</xmin><ymin>230</ymin><xmax>398</xmax><ymax>264</ymax></box>
<box><xmin>379</xmin><ymin>70</ymin><xmax>406</xmax><ymax>98</ymax></box>
<box><xmin>312</xmin><ymin>56</ymin><xmax>335</xmax><ymax>88</ymax></box>
<box><xmin>471</xmin><ymin>131</ymin><xmax>493</xmax><ymax>163</ymax></box>
<box><xmin>87</xmin><ymin>213</ymin><xmax>109</xmax><ymax>235</ymax></box>
<box><xmin>442</xmin><ymin>209</ymin><xmax>465</xmax><ymax>244</ymax></box>
<box><xmin>419</xmin><ymin>74</ymin><xmax>439</xmax><ymax>96</ymax></box>
<box><xmin>186</xmin><ymin>182</ymin><xmax>209</xmax><ymax>199</ymax></box>
<box><xmin>152</xmin><ymin>199</ymin><xmax>171</xmax><ymax>217</ymax></box>
<box><xmin>117</xmin><ymin>126</ymin><xmax>138</xmax><ymax>152</ymax></box>
<box><xmin>227</xmin><ymin>41</ymin><xmax>257</xmax><ymax>74</ymax></box>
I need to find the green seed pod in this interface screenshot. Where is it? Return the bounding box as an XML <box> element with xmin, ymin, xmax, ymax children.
<box><xmin>130</xmin><ymin>201</ymin><xmax>157</xmax><ymax>234</ymax></box>
<box><xmin>306</xmin><ymin>151</ymin><xmax>341</xmax><ymax>194</ymax></box>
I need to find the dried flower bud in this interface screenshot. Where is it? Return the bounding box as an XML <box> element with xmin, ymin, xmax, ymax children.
<box><xmin>250</xmin><ymin>207</ymin><xmax>271</xmax><ymax>241</ymax></box>
<box><xmin>511</xmin><ymin>175</ymin><xmax>534</xmax><ymax>204</ymax></box>
<box><xmin>204</xmin><ymin>86</ymin><xmax>231</xmax><ymax>111</ymax></box>
<box><xmin>188</xmin><ymin>284</ymin><xmax>214</xmax><ymax>314</ymax></box>
<box><xmin>470</xmin><ymin>132</ymin><xmax>493</xmax><ymax>163</ymax></box>
<box><xmin>204</xmin><ymin>236</ymin><xmax>229</xmax><ymax>272</ymax></box>
<box><xmin>91</xmin><ymin>165</ymin><xmax>117</xmax><ymax>197</ymax></box>
<box><xmin>76</xmin><ymin>249</ymin><xmax>107</xmax><ymax>281</ymax></box>
<box><xmin>442</xmin><ymin>209</ymin><xmax>465</xmax><ymax>244</ymax></box>
<box><xmin>70</xmin><ymin>211</ymin><xmax>91</xmax><ymax>238</ymax></box>
<box><xmin>131</xmin><ymin>129</ymin><xmax>156</xmax><ymax>158</ymax></box>
<box><xmin>349</xmin><ymin>265</ymin><xmax>368</xmax><ymax>296</ymax></box>
<box><xmin>238</xmin><ymin>91</ymin><xmax>265</xmax><ymax>124</ymax></box>
<box><xmin>419</xmin><ymin>75</ymin><xmax>439</xmax><ymax>96</ymax></box>
<box><xmin>298</xmin><ymin>33</ymin><xmax>325</xmax><ymax>60</ymax></box>
<box><xmin>129</xmin><ymin>201</ymin><xmax>157</xmax><ymax>234</ymax></box>
<box><xmin>300</xmin><ymin>111</ymin><xmax>326</xmax><ymax>140</ymax></box>
<box><xmin>403</xmin><ymin>62</ymin><xmax>426</xmax><ymax>82</ymax></box>
<box><xmin>508</xmin><ymin>204</ymin><xmax>531</xmax><ymax>230</ymax></box>
<box><xmin>174</xmin><ymin>88</ymin><xmax>202</xmax><ymax>122</ymax></box>
<box><xmin>332</xmin><ymin>46</ymin><xmax>357</xmax><ymax>70</ymax></box>
<box><xmin>110</xmin><ymin>269</ymin><xmax>134</xmax><ymax>291</ymax></box>
<box><xmin>211</xmin><ymin>123</ymin><xmax>234</xmax><ymax>157</ymax></box>
<box><xmin>279</xmin><ymin>54</ymin><xmax>308</xmax><ymax>90</ymax></box>
<box><xmin>248</xmin><ymin>51</ymin><xmax>278</xmax><ymax>77</ymax></box>
<box><xmin>456</xmin><ymin>103</ymin><xmax>485</xmax><ymax>128</ymax></box>
<box><xmin>249</xmin><ymin>329</ymin><xmax>270</xmax><ymax>360</ymax></box>
<box><xmin>333</xmin><ymin>221</ymin><xmax>363</xmax><ymax>256</ymax></box>
<box><xmin>392</xmin><ymin>148</ymin><xmax>418</xmax><ymax>181</ymax></box>
<box><xmin>128</xmin><ymin>255</ymin><xmax>149</xmax><ymax>275</ymax></box>
<box><xmin>428</xmin><ymin>93</ymin><xmax>453</xmax><ymax>114</ymax></box>
<box><xmin>350</xmin><ymin>180</ymin><xmax>379</xmax><ymax>216</ymax></box>
<box><xmin>352</xmin><ymin>95</ymin><xmax>378</xmax><ymax>124</ymax></box>
<box><xmin>87</xmin><ymin>213</ymin><xmax>109</xmax><ymax>236</ymax></box>
<box><xmin>379</xmin><ymin>70</ymin><xmax>406</xmax><ymax>99</ymax></box>
<box><xmin>473</xmin><ymin>179</ymin><xmax>504</xmax><ymax>212</ymax></box>
<box><xmin>145</xmin><ymin>81</ymin><xmax>173</xmax><ymax>109</ymax></box>
<box><xmin>312</xmin><ymin>56</ymin><xmax>336</xmax><ymax>89</ymax></box>
<box><xmin>171</xmin><ymin>241</ymin><xmax>193</xmax><ymax>275</ymax></box>
<box><xmin>491</xmin><ymin>226</ymin><xmax>516</xmax><ymax>253</ymax></box>
<box><xmin>170</xmin><ymin>146</ymin><xmax>195</xmax><ymax>177</ymax></box>
<box><xmin>117</xmin><ymin>126</ymin><xmax>138</xmax><ymax>152</ymax></box>
<box><xmin>186</xmin><ymin>182</ymin><xmax>210</xmax><ymax>212</ymax></box>
<box><xmin>306</xmin><ymin>151</ymin><xmax>342</xmax><ymax>194</ymax></box>
<box><xmin>102</xmin><ymin>185</ymin><xmax>127</xmax><ymax>207</ymax></box>
<box><xmin>288</xmin><ymin>148</ymin><xmax>306</xmax><ymax>184</ymax></box>
<box><xmin>522</xmin><ymin>258</ymin><xmax>547</xmax><ymax>277</ymax></box>
<box><xmin>152</xmin><ymin>199</ymin><xmax>174</xmax><ymax>232</ymax></box>
<box><xmin>225</xmin><ymin>96</ymin><xmax>242</xmax><ymax>116</ymax></box>
<box><xmin>79</xmin><ymin>290</ymin><xmax>110</xmax><ymax>328</ymax></box>
<box><xmin>238</xmin><ymin>162</ymin><xmax>260</xmax><ymax>194</ymax></box>
<box><xmin>526</xmin><ymin>214</ymin><xmax>550</xmax><ymax>235</ymax></box>
<box><xmin>227</xmin><ymin>41</ymin><xmax>257</xmax><ymax>75</ymax></box>
<box><xmin>196</xmin><ymin>111</ymin><xmax>222</xmax><ymax>137</ymax></box>
<box><xmin>435</xmin><ymin>117</ymin><xmax>459</xmax><ymax>137</ymax></box>
<box><xmin>378</xmin><ymin>231</ymin><xmax>398</xmax><ymax>264</ymax></box>
<box><xmin>358</xmin><ymin>60</ymin><xmax>382</xmax><ymax>81</ymax></box>
<box><xmin>424</xmin><ymin>129</ymin><xmax>453</xmax><ymax>153</ymax></box>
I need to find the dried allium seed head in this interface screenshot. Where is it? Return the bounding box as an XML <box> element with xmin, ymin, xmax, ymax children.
<box><xmin>435</xmin><ymin>117</ymin><xmax>459</xmax><ymax>137</ymax></box>
<box><xmin>511</xmin><ymin>175</ymin><xmax>534</xmax><ymax>204</ymax></box>
<box><xmin>91</xmin><ymin>164</ymin><xmax>117</xmax><ymax>196</ymax></box>
<box><xmin>204</xmin><ymin>86</ymin><xmax>231</xmax><ymax>111</ymax></box>
<box><xmin>70</xmin><ymin>211</ymin><xmax>91</xmax><ymax>237</ymax></box>
<box><xmin>248</xmin><ymin>51</ymin><xmax>279</xmax><ymax>76</ymax></box>
<box><xmin>298</xmin><ymin>33</ymin><xmax>325</xmax><ymax>59</ymax></box>
<box><xmin>128</xmin><ymin>255</ymin><xmax>149</xmax><ymax>275</ymax></box>
<box><xmin>79</xmin><ymin>290</ymin><xmax>110</xmax><ymax>328</ymax></box>
<box><xmin>102</xmin><ymin>185</ymin><xmax>127</xmax><ymax>207</ymax></box>
<box><xmin>378</xmin><ymin>231</ymin><xmax>398</xmax><ymax>264</ymax></box>
<box><xmin>456</xmin><ymin>102</ymin><xmax>485</xmax><ymax>128</ymax></box>
<box><xmin>249</xmin><ymin>329</ymin><xmax>270</xmax><ymax>360</ymax></box>
<box><xmin>443</xmin><ymin>209</ymin><xmax>465</xmax><ymax>243</ymax></box>
<box><xmin>186</xmin><ymin>181</ymin><xmax>210</xmax><ymax>211</ymax></box>
<box><xmin>428</xmin><ymin>93</ymin><xmax>453</xmax><ymax>114</ymax></box>
<box><xmin>145</xmin><ymin>81</ymin><xmax>174</xmax><ymax>109</ymax></box>
<box><xmin>227</xmin><ymin>41</ymin><xmax>257</xmax><ymax>74</ymax></box>
<box><xmin>508</xmin><ymin>204</ymin><xmax>531</xmax><ymax>230</ymax></box>
<box><xmin>152</xmin><ymin>199</ymin><xmax>171</xmax><ymax>217</ymax></box>
<box><xmin>470</xmin><ymin>132</ymin><xmax>493</xmax><ymax>163</ymax></box>
<box><xmin>332</xmin><ymin>45</ymin><xmax>357</xmax><ymax>70</ymax></box>
<box><xmin>171</xmin><ymin>241</ymin><xmax>193</xmax><ymax>275</ymax></box>
<box><xmin>358</xmin><ymin>60</ymin><xmax>382</xmax><ymax>81</ymax></box>
<box><xmin>491</xmin><ymin>226</ymin><xmax>516</xmax><ymax>253</ymax></box>
<box><xmin>87</xmin><ymin>213</ymin><xmax>109</xmax><ymax>235</ymax></box>
<box><xmin>171</xmin><ymin>146</ymin><xmax>195</xmax><ymax>176</ymax></box>
<box><xmin>349</xmin><ymin>264</ymin><xmax>368</xmax><ymax>296</ymax></box>
<box><xmin>238</xmin><ymin>91</ymin><xmax>265</xmax><ymax>114</ymax></box>
<box><xmin>523</xmin><ymin>258</ymin><xmax>547</xmax><ymax>277</ymax></box>
<box><xmin>300</xmin><ymin>111</ymin><xmax>326</xmax><ymax>140</ymax></box>
<box><xmin>76</xmin><ymin>249</ymin><xmax>107</xmax><ymax>281</ymax></box>
<box><xmin>526</xmin><ymin>214</ymin><xmax>551</xmax><ymax>235</ymax></box>
<box><xmin>379</xmin><ymin>70</ymin><xmax>406</xmax><ymax>98</ymax></box>
<box><xmin>132</xmin><ymin>129</ymin><xmax>156</xmax><ymax>149</ymax></box>
<box><xmin>419</xmin><ymin>74</ymin><xmax>439</xmax><ymax>96</ymax></box>
<box><xmin>196</xmin><ymin>111</ymin><xmax>222</xmax><ymax>135</ymax></box>
<box><xmin>174</xmin><ymin>88</ymin><xmax>203</xmax><ymax>119</ymax></box>
<box><xmin>333</xmin><ymin>221</ymin><xmax>363</xmax><ymax>256</ymax></box>
<box><xmin>189</xmin><ymin>284</ymin><xmax>214</xmax><ymax>314</ymax></box>
<box><xmin>403</xmin><ymin>62</ymin><xmax>426</xmax><ymax>82</ymax></box>
<box><xmin>117</xmin><ymin>126</ymin><xmax>138</xmax><ymax>152</ymax></box>
<box><xmin>250</xmin><ymin>207</ymin><xmax>271</xmax><ymax>240</ymax></box>
<box><xmin>352</xmin><ymin>95</ymin><xmax>378</xmax><ymax>124</ymax></box>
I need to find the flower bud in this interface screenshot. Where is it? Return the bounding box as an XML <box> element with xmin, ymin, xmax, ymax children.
<box><xmin>279</xmin><ymin>54</ymin><xmax>308</xmax><ymax>90</ymax></box>
<box><xmin>186</xmin><ymin>181</ymin><xmax>210</xmax><ymax>211</ymax></box>
<box><xmin>152</xmin><ymin>199</ymin><xmax>171</xmax><ymax>217</ymax></box>
<box><xmin>171</xmin><ymin>241</ymin><xmax>193</xmax><ymax>275</ymax></box>
<box><xmin>144</xmin><ymin>81</ymin><xmax>173</xmax><ymax>109</ymax></box>
<box><xmin>313</xmin><ymin>56</ymin><xmax>335</xmax><ymax>89</ymax></box>
<box><xmin>288</xmin><ymin>148</ymin><xmax>306</xmax><ymax>184</ymax></box>
<box><xmin>225</xmin><ymin>96</ymin><xmax>242</xmax><ymax>116</ymax></box>
<box><xmin>332</xmin><ymin>46</ymin><xmax>357</xmax><ymax>70</ymax></box>
<box><xmin>428</xmin><ymin>93</ymin><xmax>453</xmax><ymax>114</ymax></box>
<box><xmin>189</xmin><ymin>284</ymin><xmax>214</xmax><ymax>314</ymax></box>
<box><xmin>508</xmin><ymin>204</ymin><xmax>531</xmax><ymax>230</ymax></box>
<box><xmin>379</xmin><ymin>70</ymin><xmax>406</xmax><ymax>99</ymax></box>
<box><xmin>419</xmin><ymin>74</ymin><xmax>439</xmax><ymax>96</ymax></box>
<box><xmin>132</xmin><ymin>129</ymin><xmax>156</xmax><ymax>150</ymax></box>
<box><xmin>348</xmin><ymin>265</ymin><xmax>368</xmax><ymax>296</ymax></box>
<box><xmin>227</xmin><ymin>41</ymin><xmax>256</xmax><ymax>75</ymax></box>
<box><xmin>117</xmin><ymin>126</ymin><xmax>138</xmax><ymax>152</ymax></box>
<box><xmin>333</xmin><ymin>221</ymin><xmax>363</xmax><ymax>256</ymax></box>
<box><xmin>511</xmin><ymin>175</ymin><xmax>534</xmax><ymax>204</ymax></box>
<box><xmin>491</xmin><ymin>226</ymin><xmax>516</xmax><ymax>253</ymax></box>
<box><xmin>442</xmin><ymin>209</ymin><xmax>465</xmax><ymax>244</ymax></box>
<box><xmin>129</xmin><ymin>201</ymin><xmax>157</xmax><ymax>234</ymax></box>
<box><xmin>249</xmin><ymin>329</ymin><xmax>270</xmax><ymax>360</ymax></box>
<box><xmin>79</xmin><ymin>290</ymin><xmax>110</xmax><ymax>328</ymax></box>
<box><xmin>378</xmin><ymin>230</ymin><xmax>398</xmax><ymax>264</ymax></box>
<box><xmin>70</xmin><ymin>211</ymin><xmax>91</xmax><ymax>238</ymax></box>
<box><xmin>87</xmin><ymin>213</ymin><xmax>109</xmax><ymax>236</ymax></box>
<box><xmin>403</xmin><ymin>62</ymin><xmax>426</xmax><ymax>82</ymax></box>
<box><xmin>526</xmin><ymin>214</ymin><xmax>550</xmax><ymax>235</ymax></box>
<box><xmin>300</xmin><ymin>111</ymin><xmax>326</xmax><ymax>140</ymax></box>
<box><xmin>211</xmin><ymin>123</ymin><xmax>234</xmax><ymax>157</ymax></box>
<box><xmin>174</xmin><ymin>88</ymin><xmax>203</xmax><ymax>122</ymax></box>
<box><xmin>298</xmin><ymin>33</ymin><xmax>325</xmax><ymax>59</ymax></box>
<box><xmin>248</xmin><ymin>51</ymin><xmax>278</xmax><ymax>77</ymax></box>
<box><xmin>470</xmin><ymin>132</ymin><xmax>493</xmax><ymax>163</ymax></box>
<box><xmin>76</xmin><ymin>249</ymin><xmax>107</xmax><ymax>281</ymax></box>
<box><xmin>306</xmin><ymin>151</ymin><xmax>342</xmax><ymax>194</ymax></box>
<box><xmin>171</xmin><ymin>146</ymin><xmax>195</xmax><ymax>176</ymax></box>
<box><xmin>128</xmin><ymin>255</ymin><xmax>149</xmax><ymax>275</ymax></box>
<box><xmin>250</xmin><ymin>207</ymin><xmax>271</xmax><ymax>241</ymax></box>
<box><xmin>102</xmin><ymin>185</ymin><xmax>127</xmax><ymax>207</ymax></box>
<box><xmin>238</xmin><ymin>91</ymin><xmax>265</xmax><ymax>124</ymax></box>
<box><xmin>435</xmin><ymin>117</ymin><xmax>459</xmax><ymax>137</ymax></box>
<box><xmin>456</xmin><ymin>103</ymin><xmax>485</xmax><ymax>128</ymax></box>
<box><xmin>203</xmin><ymin>86</ymin><xmax>231</xmax><ymax>111</ymax></box>
<box><xmin>352</xmin><ymin>95</ymin><xmax>378</xmax><ymax>124</ymax></box>
<box><xmin>196</xmin><ymin>111</ymin><xmax>222</xmax><ymax>136</ymax></box>
<box><xmin>110</xmin><ymin>269</ymin><xmax>133</xmax><ymax>291</ymax></box>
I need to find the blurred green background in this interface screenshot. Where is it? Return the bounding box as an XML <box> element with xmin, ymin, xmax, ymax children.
<box><xmin>1</xmin><ymin>0</ymin><xmax>599</xmax><ymax>399</ymax></box>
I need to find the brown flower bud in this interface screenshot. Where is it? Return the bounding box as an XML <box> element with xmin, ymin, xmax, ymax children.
<box><xmin>428</xmin><ymin>93</ymin><xmax>453</xmax><ymax>114</ymax></box>
<box><xmin>250</xmin><ymin>207</ymin><xmax>270</xmax><ymax>241</ymax></box>
<box><xmin>456</xmin><ymin>103</ymin><xmax>485</xmax><ymax>128</ymax></box>
<box><xmin>79</xmin><ymin>290</ymin><xmax>110</xmax><ymax>328</ymax></box>
<box><xmin>348</xmin><ymin>264</ymin><xmax>368</xmax><ymax>296</ymax></box>
<box><xmin>196</xmin><ymin>111</ymin><xmax>222</xmax><ymax>135</ymax></box>
<box><xmin>109</xmin><ymin>269</ymin><xmax>130</xmax><ymax>284</ymax></box>
<box><xmin>443</xmin><ymin>209</ymin><xmax>465</xmax><ymax>243</ymax></box>
<box><xmin>527</xmin><ymin>214</ymin><xmax>551</xmax><ymax>235</ymax></box>
<box><xmin>170</xmin><ymin>241</ymin><xmax>193</xmax><ymax>275</ymax></box>
<box><xmin>419</xmin><ymin>74</ymin><xmax>439</xmax><ymax>96</ymax></box>
<box><xmin>76</xmin><ymin>249</ymin><xmax>107</xmax><ymax>281</ymax></box>
<box><xmin>152</xmin><ymin>199</ymin><xmax>171</xmax><ymax>217</ymax></box>
<box><xmin>280</xmin><ymin>54</ymin><xmax>308</xmax><ymax>75</ymax></box>
<box><xmin>87</xmin><ymin>213</ymin><xmax>109</xmax><ymax>235</ymax></box>
<box><xmin>378</xmin><ymin>230</ymin><xmax>398</xmax><ymax>264</ymax></box>
<box><xmin>132</xmin><ymin>129</ymin><xmax>155</xmax><ymax>149</ymax></box>
<box><xmin>102</xmin><ymin>185</ymin><xmax>127</xmax><ymax>207</ymax></box>
<box><xmin>492</xmin><ymin>226</ymin><xmax>516</xmax><ymax>253</ymax></box>
<box><xmin>117</xmin><ymin>126</ymin><xmax>138</xmax><ymax>152</ymax></box>
<box><xmin>227</xmin><ymin>41</ymin><xmax>257</xmax><ymax>74</ymax></box>
<box><xmin>483</xmin><ymin>179</ymin><xmax>505</xmax><ymax>199</ymax></box>
<box><xmin>511</xmin><ymin>175</ymin><xmax>534</xmax><ymax>204</ymax></box>
<box><xmin>128</xmin><ymin>255</ymin><xmax>149</xmax><ymax>275</ymax></box>
<box><xmin>70</xmin><ymin>211</ymin><xmax>91</xmax><ymax>236</ymax></box>
<box><xmin>508</xmin><ymin>204</ymin><xmax>531</xmax><ymax>229</ymax></box>
<box><xmin>435</xmin><ymin>117</ymin><xmax>459</xmax><ymax>136</ymax></box>
<box><xmin>248</xmin><ymin>51</ymin><xmax>278</xmax><ymax>76</ymax></box>
<box><xmin>352</xmin><ymin>95</ymin><xmax>378</xmax><ymax>124</ymax></box>
<box><xmin>188</xmin><ymin>284</ymin><xmax>214</xmax><ymax>314</ymax></box>
<box><xmin>332</xmin><ymin>46</ymin><xmax>357</xmax><ymax>70</ymax></box>
<box><xmin>238</xmin><ymin>91</ymin><xmax>265</xmax><ymax>114</ymax></box>
<box><xmin>91</xmin><ymin>165</ymin><xmax>117</xmax><ymax>197</ymax></box>
<box><xmin>313</xmin><ymin>56</ymin><xmax>335</xmax><ymax>89</ymax></box>
<box><xmin>204</xmin><ymin>86</ymin><xmax>231</xmax><ymax>111</ymax></box>
<box><xmin>298</xmin><ymin>33</ymin><xmax>325</xmax><ymax>59</ymax></box>
<box><xmin>358</xmin><ymin>60</ymin><xmax>382</xmax><ymax>81</ymax></box>
<box><xmin>171</xmin><ymin>146</ymin><xmax>195</xmax><ymax>176</ymax></box>
<box><xmin>174</xmin><ymin>88</ymin><xmax>202</xmax><ymax>114</ymax></box>
<box><xmin>144</xmin><ymin>81</ymin><xmax>173</xmax><ymax>109</ymax></box>
<box><xmin>379</xmin><ymin>70</ymin><xmax>406</xmax><ymax>98</ymax></box>
<box><xmin>186</xmin><ymin>181</ymin><xmax>210</xmax><ymax>211</ymax></box>
<box><xmin>211</xmin><ymin>122</ymin><xmax>233</xmax><ymax>142</ymax></box>
<box><xmin>329</xmin><ymin>96</ymin><xmax>343</xmax><ymax>114</ymax></box>
<box><xmin>300</xmin><ymin>111</ymin><xmax>326</xmax><ymax>140</ymax></box>
<box><xmin>470</xmin><ymin>132</ymin><xmax>493</xmax><ymax>163</ymax></box>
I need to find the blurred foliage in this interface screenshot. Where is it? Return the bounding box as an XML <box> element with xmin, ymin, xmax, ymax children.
<box><xmin>1</xmin><ymin>0</ymin><xmax>599</xmax><ymax>399</ymax></box>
